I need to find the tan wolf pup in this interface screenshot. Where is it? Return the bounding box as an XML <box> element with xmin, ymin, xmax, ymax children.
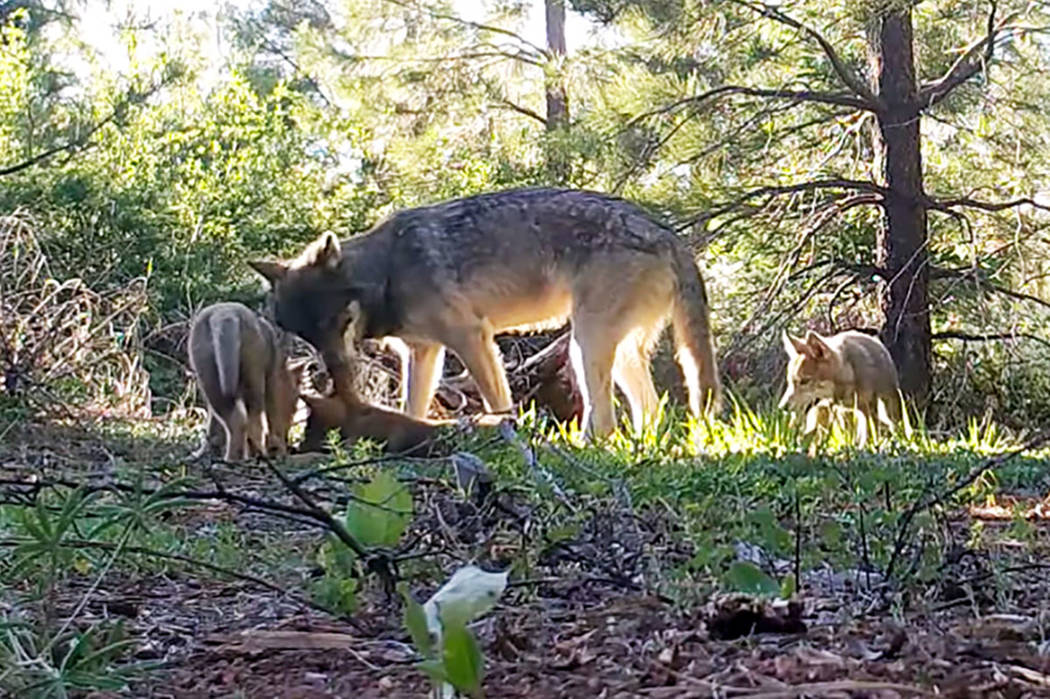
<box><xmin>779</xmin><ymin>329</ymin><xmax>903</xmax><ymax>437</ymax></box>
<box><xmin>248</xmin><ymin>188</ymin><xmax>721</xmax><ymax>438</ymax></box>
<box><xmin>298</xmin><ymin>391</ymin><xmax>445</xmax><ymax>455</ymax></box>
<box><xmin>298</xmin><ymin>390</ymin><xmax>508</xmax><ymax>456</ymax></box>
<box><xmin>188</xmin><ymin>302</ymin><xmax>302</xmax><ymax>461</ymax></box>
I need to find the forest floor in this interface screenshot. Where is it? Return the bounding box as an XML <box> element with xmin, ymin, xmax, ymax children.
<box><xmin>3</xmin><ymin>411</ymin><xmax>1050</xmax><ymax>698</ymax></box>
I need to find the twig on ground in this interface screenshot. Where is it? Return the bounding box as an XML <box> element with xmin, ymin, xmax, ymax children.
<box><xmin>259</xmin><ymin>456</ymin><xmax>399</xmax><ymax>594</ymax></box>
<box><xmin>884</xmin><ymin>429</ymin><xmax>1050</xmax><ymax>580</ymax></box>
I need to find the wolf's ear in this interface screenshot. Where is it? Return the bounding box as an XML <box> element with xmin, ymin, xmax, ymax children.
<box><xmin>249</xmin><ymin>260</ymin><xmax>288</xmax><ymax>285</ymax></box>
<box><xmin>783</xmin><ymin>331</ymin><xmax>808</xmax><ymax>356</ymax></box>
<box><xmin>304</xmin><ymin>231</ymin><xmax>341</xmax><ymax>270</ymax></box>
<box><xmin>804</xmin><ymin>330</ymin><xmax>831</xmax><ymax>360</ymax></box>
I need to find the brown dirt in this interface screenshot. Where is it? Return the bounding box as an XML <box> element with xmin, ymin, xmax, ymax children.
<box><xmin>6</xmin><ymin>421</ymin><xmax>1050</xmax><ymax>698</ymax></box>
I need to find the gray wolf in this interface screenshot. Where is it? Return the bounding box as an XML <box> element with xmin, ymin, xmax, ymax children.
<box><xmin>188</xmin><ymin>302</ymin><xmax>301</xmax><ymax>461</ymax></box>
<box><xmin>249</xmin><ymin>187</ymin><xmax>721</xmax><ymax>437</ymax></box>
<box><xmin>779</xmin><ymin>329</ymin><xmax>902</xmax><ymax>436</ymax></box>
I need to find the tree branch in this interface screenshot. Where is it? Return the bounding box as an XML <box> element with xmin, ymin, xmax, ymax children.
<box><xmin>0</xmin><ymin>113</ymin><xmax>118</xmax><ymax>178</ymax></box>
<box><xmin>926</xmin><ymin>193</ymin><xmax>1050</xmax><ymax>215</ymax></box>
<box><xmin>701</xmin><ymin>178</ymin><xmax>887</xmax><ymax>221</ymax></box>
<box><xmin>630</xmin><ymin>84</ymin><xmax>873</xmax><ymax>127</ymax></box>
<box><xmin>379</xmin><ymin>0</ymin><xmax>548</xmax><ymax>57</ymax></box>
<box><xmin>494</xmin><ymin>98</ymin><xmax>547</xmax><ymax>126</ymax></box>
<box><xmin>0</xmin><ymin>77</ymin><xmax>172</xmax><ymax>178</ymax></box>
<box><xmin>917</xmin><ymin>1</ymin><xmax>1005</xmax><ymax>110</ymax></box>
<box><xmin>730</xmin><ymin>0</ymin><xmax>879</xmax><ymax>107</ymax></box>
<box><xmin>933</xmin><ymin>330</ymin><xmax>1050</xmax><ymax>350</ymax></box>
<box><xmin>983</xmin><ymin>281</ymin><xmax>1050</xmax><ymax>313</ymax></box>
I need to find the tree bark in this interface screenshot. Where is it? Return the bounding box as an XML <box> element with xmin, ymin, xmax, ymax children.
<box><xmin>870</xmin><ymin>8</ymin><xmax>931</xmax><ymax>405</ymax></box>
<box><xmin>544</xmin><ymin>0</ymin><xmax>569</xmax><ymax>180</ymax></box>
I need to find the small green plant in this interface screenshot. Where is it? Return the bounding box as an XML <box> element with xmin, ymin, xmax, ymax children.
<box><xmin>313</xmin><ymin>469</ymin><xmax>414</xmax><ymax>613</ymax></box>
<box><xmin>401</xmin><ymin>566</ymin><xmax>508</xmax><ymax>699</ymax></box>
<box><xmin>0</xmin><ymin>599</ymin><xmax>155</xmax><ymax>697</ymax></box>
<box><xmin>723</xmin><ymin>561</ymin><xmax>780</xmax><ymax>597</ymax></box>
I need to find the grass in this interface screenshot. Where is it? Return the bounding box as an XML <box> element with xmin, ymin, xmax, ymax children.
<box><xmin>2</xmin><ymin>398</ymin><xmax>1049</xmax><ymax>696</ymax></box>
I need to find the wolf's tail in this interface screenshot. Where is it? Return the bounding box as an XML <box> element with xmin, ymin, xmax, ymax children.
<box><xmin>210</xmin><ymin>312</ymin><xmax>242</xmax><ymax>400</ymax></box>
<box><xmin>670</xmin><ymin>245</ymin><xmax>722</xmax><ymax>417</ymax></box>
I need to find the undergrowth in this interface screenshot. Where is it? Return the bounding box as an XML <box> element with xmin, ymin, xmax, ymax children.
<box><xmin>2</xmin><ymin>400</ymin><xmax>1048</xmax><ymax>696</ymax></box>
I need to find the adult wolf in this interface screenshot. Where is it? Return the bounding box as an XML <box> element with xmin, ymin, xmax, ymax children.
<box><xmin>249</xmin><ymin>188</ymin><xmax>720</xmax><ymax>437</ymax></box>
<box><xmin>188</xmin><ymin>302</ymin><xmax>301</xmax><ymax>461</ymax></box>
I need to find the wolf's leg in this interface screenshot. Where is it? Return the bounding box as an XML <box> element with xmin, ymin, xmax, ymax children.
<box><xmin>242</xmin><ymin>379</ymin><xmax>268</xmax><ymax>458</ymax></box>
<box><xmin>444</xmin><ymin>324</ymin><xmax>513</xmax><ymax>414</ymax></box>
<box><xmin>613</xmin><ymin>344</ymin><xmax>659</xmax><ymax>434</ymax></box>
<box><xmin>572</xmin><ymin>259</ymin><xmax>671</xmax><ymax>438</ymax></box>
<box><xmin>215</xmin><ymin>401</ymin><xmax>247</xmax><ymax>462</ymax></box>
<box><xmin>403</xmin><ymin>341</ymin><xmax>446</xmax><ymax>418</ymax></box>
<box><xmin>569</xmin><ymin>321</ymin><xmax>618</xmax><ymax>438</ymax></box>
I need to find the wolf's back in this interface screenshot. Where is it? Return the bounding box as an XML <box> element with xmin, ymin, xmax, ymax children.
<box><xmin>190</xmin><ymin>303</ymin><xmax>248</xmax><ymax>400</ymax></box>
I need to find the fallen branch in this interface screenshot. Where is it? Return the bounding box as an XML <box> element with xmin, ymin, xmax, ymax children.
<box><xmin>884</xmin><ymin>430</ymin><xmax>1050</xmax><ymax>580</ymax></box>
<box><xmin>0</xmin><ymin>537</ymin><xmax>339</xmax><ymax>618</ymax></box>
<box><xmin>259</xmin><ymin>456</ymin><xmax>399</xmax><ymax>594</ymax></box>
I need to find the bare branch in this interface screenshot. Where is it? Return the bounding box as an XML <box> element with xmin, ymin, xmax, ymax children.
<box><xmin>983</xmin><ymin>281</ymin><xmax>1050</xmax><ymax>313</ymax></box>
<box><xmin>885</xmin><ymin>429</ymin><xmax>1050</xmax><ymax>580</ymax></box>
<box><xmin>933</xmin><ymin>330</ymin><xmax>1050</xmax><ymax>350</ymax></box>
<box><xmin>927</xmin><ymin>194</ymin><xmax>1050</xmax><ymax>215</ymax></box>
<box><xmin>917</xmin><ymin>2</ymin><xmax>1009</xmax><ymax>110</ymax></box>
<box><xmin>730</xmin><ymin>0</ymin><xmax>879</xmax><ymax>107</ymax></box>
<box><xmin>630</xmin><ymin>84</ymin><xmax>873</xmax><ymax>127</ymax></box>
<box><xmin>379</xmin><ymin>0</ymin><xmax>548</xmax><ymax>57</ymax></box>
<box><xmin>494</xmin><ymin>98</ymin><xmax>547</xmax><ymax>126</ymax></box>
<box><xmin>702</xmin><ymin>179</ymin><xmax>887</xmax><ymax>220</ymax></box>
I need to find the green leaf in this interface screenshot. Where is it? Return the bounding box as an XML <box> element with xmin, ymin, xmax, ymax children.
<box><xmin>724</xmin><ymin>561</ymin><xmax>780</xmax><ymax>597</ymax></box>
<box><xmin>780</xmin><ymin>574</ymin><xmax>797</xmax><ymax>599</ymax></box>
<box><xmin>748</xmin><ymin>507</ymin><xmax>791</xmax><ymax>555</ymax></box>
<box><xmin>345</xmin><ymin>470</ymin><xmax>413</xmax><ymax>548</ymax></box>
<box><xmin>319</xmin><ymin>533</ymin><xmax>358</xmax><ymax>575</ymax></box>
<box><xmin>311</xmin><ymin>574</ymin><xmax>358</xmax><ymax>614</ymax></box>
<box><xmin>416</xmin><ymin>659</ymin><xmax>449</xmax><ymax>685</ymax></box>
<box><xmin>442</xmin><ymin>621</ymin><xmax>484</xmax><ymax>696</ymax></box>
<box><xmin>400</xmin><ymin>584</ymin><xmax>434</xmax><ymax>658</ymax></box>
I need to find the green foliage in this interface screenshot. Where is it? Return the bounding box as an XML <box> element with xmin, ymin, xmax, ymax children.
<box><xmin>313</xmin><ymin>470</ymin><xmax>413</xmax><ymax>613</ymax></box>
<box><xmin>0</xmin><ymin>609</ymin><xmax>153</xmax><ymax>698</ymax></box>
<box><xmin>5</xmin><ymin>488</ymin><xmax>99</xmax><ymax>586</ymax></box>
<box><xmin>400</xmin><ymin>584</ymin><xmax>434</xmax><ymax>658</ymax></box>
<box><xmin>723</xmin><ymin>561</ymin><xmax>780</xmax><ymax>597</ymax></box>
<box><xmin>401</xmin><ymin>573</ymin><xmax>497</xmax><ymax>699</ymax></box>
<box><xmin>345</xmin><ymin>469</ymin><xmax>413</xmax><ymax>548</ymax></box>
<box><xmin>441</xmin><ymin>620</ymin><xmax>485</xmax><ymax>697</ymax></box>
<box><xmin>311</xmin><ymin>572</ymin><xmax>360</xmax><ymax>615</ymax></box>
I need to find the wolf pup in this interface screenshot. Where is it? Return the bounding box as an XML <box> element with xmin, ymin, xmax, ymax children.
<box><xmin>779</xmin><ymin>329</ymin><xmax>902</xmax><ymax>433</ymax></box>
<box><xmin>249</xmin><ymin>188</ymin><xmax>721</xmax><ymax>438</ymax></box>
<box><xmin>188</xmin><ymin>302</ymin><xmax>301</xmax><ymax>461</ymax></box>
<box><xmin>298</xmin><ymin>392</ymin><xmax>446</xmax><ymax>456</ymax></box>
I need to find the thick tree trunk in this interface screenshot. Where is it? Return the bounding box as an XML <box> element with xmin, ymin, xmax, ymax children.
<box><xmin>544</xmin><ymin>0</ymin><xmax>569</xmax><ymax>180</ymax></box>
<box><xmin>870</xmin><ymin>9</ymin><xmax>931</xmax><ymax>406</ymax></box>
